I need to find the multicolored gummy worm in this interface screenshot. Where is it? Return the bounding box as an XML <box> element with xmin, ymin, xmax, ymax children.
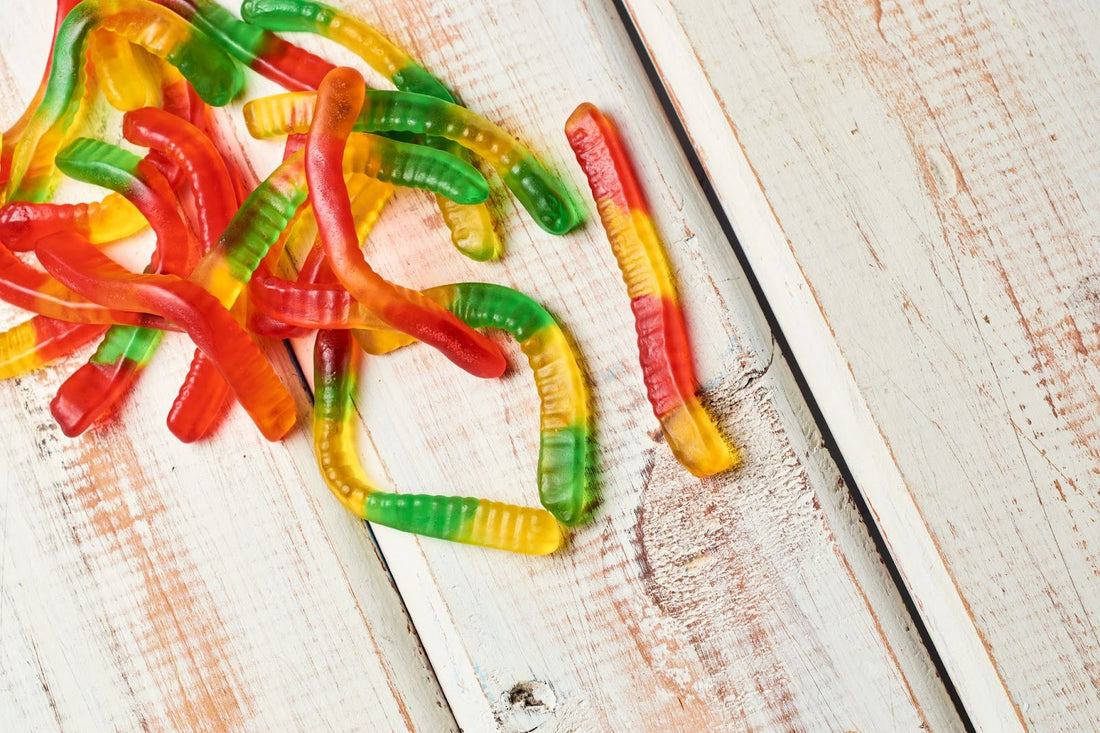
<box><xmin>565</xmin><ymin>102</ymin><xmax>737</xmax><ymax>477</ymax></box>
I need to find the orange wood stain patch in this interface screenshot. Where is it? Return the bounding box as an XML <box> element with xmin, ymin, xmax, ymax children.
<box><xmin>66</xmin><ymin>436</ymin><xmax>249</xmax><ymax>729</ymax></box>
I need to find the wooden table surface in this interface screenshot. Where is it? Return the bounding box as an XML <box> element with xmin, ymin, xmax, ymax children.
<box><xmin>1</xmin><ymin>1</ymin><xmax>1096</xmax><ymax>730</ymax></box>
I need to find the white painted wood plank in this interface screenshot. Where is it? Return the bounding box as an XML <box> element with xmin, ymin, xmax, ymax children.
<box><xmin>282</xmin><ymin>0</ymin><xmax>961</xmax><ymax>729</ymax></box>
<box><xmin>623</xmin><ymin>0</ymin><xmax>1100</xmax><ymax>728</ymax></box>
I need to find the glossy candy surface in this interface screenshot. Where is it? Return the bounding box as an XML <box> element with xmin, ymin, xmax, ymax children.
<box><xmin>0</xmin><ymin>194</ymin><xmax>146</xmax><ymax>251</ymax></box>
<box><xmin>242</xmin><ymin>0</ymin><xmax>502</xmax><ymax>260</ymax></box>
<box><xmin>5</xmin><ymin>0</ymin><xmax>243</xmax><ymax>202</ymax></box>
<box><xmin>243</xmin><ymin>89</ymin><xmax>583</xmax><ymax>235</ymax></box>
<box><xmin>0</xmin><ymin>317</ymin><xmax>106</xmax><ymax>379</ymax></box>
<box><xmin>49</xmin><ymin>137</ymin><xmax>194</xmax><ymax>436</ymax></box>
<box><xmin>313</xmin><ymin>326</ymin><xmax>563</xmax><ymax>554</ymax></box>
<box><xmin>0</xmin><ymin>0</ymin><xmax>81</xmax><ymax>191</ymax></box>
<box><xmin>306</xmin><ymin>68</ymin><xmax>504</xmax><ymax>379</ymax></box>
<box><xmin>158</xmin><ymin>0</ymin><xmax>334</xmax><ymax>91</ymax></box>
<box><xmin>123</xmin><ymin>108</ymin><xmax>238</xmax><ymax>441</ymax></box>
<box><xmin>89</xmin><ymin>29</ymin><xmax>163</xmax><ymax>111</ymax></box>
<box><xmin>186</xmin><ymin>130</ymin><xmax>491</xmax><ymax>376</ymax></box>
<box><xmin>253</xmin><ymin>278</ymin><xmax>592</xmax><ymax>525</ymax></box>
<box><xmin>36</xmin><ymin>232</ymin><xmax>296</xmax><ymax>441</ymax></box>
<box><xmin>566</xmin><ymin>102</ymin><xmax>736</xmax><ymax>477</ymax></box>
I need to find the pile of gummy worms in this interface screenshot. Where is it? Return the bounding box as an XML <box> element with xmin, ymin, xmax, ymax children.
<box><xmin>0</xmin><ymin>0</ymin><xmax>738</xmax><ymax>555</ymax></box>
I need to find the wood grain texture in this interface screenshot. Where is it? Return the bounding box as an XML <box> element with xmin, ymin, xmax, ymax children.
<box><xmin>0</xmin><ymin>0</ymin><xmax>960</xmax><ymax>730</ymax></box>
<box><xmin>281</xmin><ymin>0</ymin><xmax>959</xmax><ymax>729</ymax></box>
<box><xmin>623</xmin><ymin>0</ymin><xmax>1100</xmax><ymax>728</ymax></box>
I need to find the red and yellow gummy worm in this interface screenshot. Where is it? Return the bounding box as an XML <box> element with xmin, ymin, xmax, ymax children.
<box><xmin>565</xmin><ymin>103</ymin><xmax>737</xmax><ymax>477</ymax></box>
<box><xmin>307</xmin><ymin>67</ymin><xmax>504</xmax><ymax>379</ymax></box>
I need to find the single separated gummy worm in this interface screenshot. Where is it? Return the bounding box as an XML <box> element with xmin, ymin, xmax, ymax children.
<box><xmin>36</xmin><ymin>232</ymin><xmax>296</xmax><ymax>441</ymax></box>
<box><xmin>242</xmin><ymin>0</ymin><xmax>502</xmax><ymax>261</ymax></box>
<box><xmin>307</xmin><ymin>67</ymin><xmax>503</xmax><ymax>379</ymax></box>
<box><xmin>49</xmin><ymin>137</ymin><xmax>195</xmax><ymax>436</ymax></box>
<box><xmin>314</xmin><ymin>326</ymin><xmax>564</xmax><ymax>554</ymax></box>
<box><xmin>251</xmin><ymin>279</ymin><xmax>592</xmax><ymax>526</ymax></box>
<box><xmin>243</xmin><ymin>89</ymin><xmax>583</xmax><ymax>235</ymax></box>
<box><xmin>565</xmin><ymin>103</ymin><xmax>737</xmax><ymax>477</ymax></box>
<box><xmin>5</xmin><ymin>0</ymin><xmax>244</xmax><ymax>202</ymax></box>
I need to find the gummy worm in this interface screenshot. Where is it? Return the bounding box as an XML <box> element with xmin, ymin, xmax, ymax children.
<box><xmin>123</xmin><ymin>107</ymin><xmax>238</xmax><ymax>442</ymax></box>
<box><xmin>247</xmin><ymin>172</ymin><xmax>391</xmax><ymax>339</ymax></box>
<box><xmin>0</xmin><ymin>317</ymin><xmax>107</xmax><ymax>380</ymax></box>
<box><xmin>0</xmin><ymin>241</ymin><xmax>159</xmax><ymax>326</ymax></box>
<box><xmin>157</xmin><ymin>0</ymin><xmax>334</xmax><ymax>91</ymax></box>
<box><xmin>313</xmin><ymin>326</ymin><xmax>564</xmax><ymax>554</ymax></box>
<box><xmin>0</xmin><ymin>0</ymin><xmax>82</xmax><ymax>191</ymax></box>
<box><xmin>89</xmin><ymin>29</ymin><xmax>164</xmax><ymax>111</ymax></box>
<box><xmin>243</xmin><ymin>89</ymin><xmax>583</xmax><ymax>235</ymax></box>
<box><xmin>49</xmin><ymin>137</ymin><xmax>196</xmax><ymax>436</ymax></box>
<box><xmin>253</xmin><ymin>278</ymin><xmax>592</xmax><ymax>525</ymax></box>
<box><xmin>180</xmin><ymin>129</ymin><xmax>498</xmax><ymax>378</ymax></box>
<box><xmin>242</xmin><ymin>0</ymin><xmax>502</xmax><ymax>261</ymax></box>
<box><xmin>565</xmin><ymin>103</ymin><xmax>737</xmax><ymax>477</ymax></box>
<box><xmin>0</xmin><ymin>194</ymin><xmax>146</xmax><ymax>251</ymax></box>
<box><xmin>307</xmin><ymin>68</ymin><xmax>504</xmax><ymax>378</ymax></box>
<box><xmin>36</xmin><ymin>232</ymin><xmax>296</xmax><ymax>441</ymax></box>
<box><xmin>5</xmin><ymin>0</ymin><xmax>244</xmax><ymax>202</ymax></box>
<box><xmin>190</xmin><ymin>133</ymin><xmax>486</xmax><ymax>306</ymax></box>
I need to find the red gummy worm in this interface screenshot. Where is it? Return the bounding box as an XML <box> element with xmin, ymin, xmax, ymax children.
<box><xmin>0</xmin><ymin>242</ymin><xmax>153</xmax><ymax>326</ymax></box>
<box><xmin>124</xmin><ymin>108</ymin><xmax>238</xmax><ymax>441</ymax></box>
<box><xmin>124</xmin><ymin>108</ymin><xmax>237</xmax><ymax>250</ymax></box>
<box><xmin>565</xmin><ymin>103</ymin><xmax>736</xmax><ymax>477</ymax></box>
<box><xmin>306</xmin><ymin>67</ymin><xmax>505</xmax><ymax>379</ymax></box>
<box><xmin>36</xmin><ymin>233</ymin><xmax>296</xmax><ymax>441</ymax></box>
<box><xmin>48</xmin><ymin>145</ymin><xmax>197</xmax><ymax>436</ymax></box>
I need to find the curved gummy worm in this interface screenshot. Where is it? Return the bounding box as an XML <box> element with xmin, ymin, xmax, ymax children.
<box><xmin>123</xmin><ymin>109</ymin><xmax>235</xmax><ymax>264</ymax></box>
<box><xmin>0</xmin><ymin>0</ymin><xmax>81</xmax><ymax>191</ymax></box>
<box><xmin>243</xmin><ymin>89</ymin><xmax>583</xmax><ymax>235</ymax></box>
<box><xmin>241</xmin><ymin>0</ymin><xmax>502</xmax><ymax>261</ymax></box>
<box><xmin>49</xmin><ymin>137</ymin><xmax>195</xmax><ymax>436</ymax></box>
<box><xmin>0</xmin><ymin>317</ymin><xmax>107</xmax><ymax>379</ymax></box>
<box><xmin>158</xmin><ymin>0</ymin><xmax>334</xmax><ymax>91</ymax></box>
<box><xmin>307</xmin><ymin>68</ymin><xmax>504</xmax><ymax>379</ymax></box>
<box><xmin>0</xmin><ymin>194</ymin><xmax>146</xmax><ymax>251</ymax></box>
<box><xmin>243</xmin><ymin>0</ymin><xmax>449</xmax><ymax>97</ymax></box>
<box><xmin>36</xmin><ymin>232</ymin><xmax>296</xmax><ymax>441</ymax></box>
<box><xmin>0</xmin><ymin>241</ymin><xmax>159</xmax><ymax>326</ymax></box>
<box><xmin>5</xmin><ymin>0</ymin><xmax>244</xmax><ymax>202</ymax></box>
<box><xmin>565</xmin><ymin>103</ymin><xmax>737</xmax><ymax>477</ymax></box>
<box><xmin>314</xmin><ymin>327</ymin><xmax>564</xmax><ymax>554</ymax></box>
<box><xmin>89</xmin><ymin>29</ymin><xmax>163</xmax><ymax>111</ymax></box>
<box><xmin>123</xmin><ymin>107</ymin><xmax>238</xmax><ymax>441</ymax></box>
<box><xmin>254</xmin><ymin>279</ymin><xmax>592</xmax><ymax>525</ymax></box>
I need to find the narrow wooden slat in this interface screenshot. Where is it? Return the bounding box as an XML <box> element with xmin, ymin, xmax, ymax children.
<box><xmin>622</xmin><ymin>0</ymin><xmax>1100</xmax><ymax>728</ymax></box>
